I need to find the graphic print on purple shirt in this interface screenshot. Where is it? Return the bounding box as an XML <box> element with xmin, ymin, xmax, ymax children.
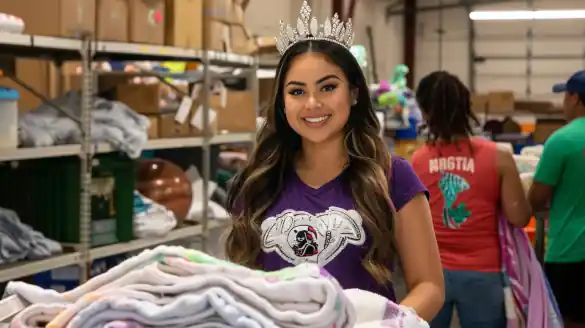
<box><xmin>260</xmin><ymin>156</ymin><xmax>428</xmax><ymax>302</ymax></box>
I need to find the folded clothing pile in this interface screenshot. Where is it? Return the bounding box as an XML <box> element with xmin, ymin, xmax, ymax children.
<box><xmin>19</xmin><ymin>92</ymin><xmax>149</xmax><ymax>159</ymax></box>
<box><xmin>6</xmin><ymin>246</ymin><xmax>353</xmax><ymax>328</ymax></box>
<box><xmin>345</xmin><ymin>289</ymin><xmax>428</xmax><ymax>328</ymax></box>
<box><xmin>0</xmin><ymin>207</ymin><xmax>63</xmax><ymax>264</ymax></box>
<box><xmin>132</xmin><ymin>192</ymin><xmax>177</xmax><ymax>238</ymax></box>
<box><xmin>5</xmin><ymin>246</ymin><xmax>428</xmax><ymax>328</ymax></box>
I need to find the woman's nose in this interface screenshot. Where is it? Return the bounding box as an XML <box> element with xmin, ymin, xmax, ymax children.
<box><xmin>306</xmin><ymin>95</ymin><xmax>322</xmax><ymax>109</ymax></box>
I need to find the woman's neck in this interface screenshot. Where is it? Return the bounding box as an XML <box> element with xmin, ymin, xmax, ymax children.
<box><xmin>297</xmin><ymin>136</ymin><xmax>348</xmax><ymax>173</ymax></box>
<box><xmin>436</xmin><ymin>134</ymin><xmax>470</xmax><ymax>143</ymax></box>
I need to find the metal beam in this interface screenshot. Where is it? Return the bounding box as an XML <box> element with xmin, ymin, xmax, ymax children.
<box><xmin>384</xmin><ymin>0</ymin><xmax>404</xmax><ymax>21</ymax></box>
<box><xmin>403</xmin><ymin>0</ymin><xmax>416</xmax><ymax>88</ymax></box>
<box><xmin>385</xmin><ymin>0</ymin><xmax>516</xmax><ymax>17</ymax></box>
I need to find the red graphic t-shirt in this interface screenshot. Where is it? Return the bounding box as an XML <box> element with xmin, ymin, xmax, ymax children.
<box><xmin>412</xmin><ymin>138</ymin><xmax>501</xmax><ymax>272</ymax></box>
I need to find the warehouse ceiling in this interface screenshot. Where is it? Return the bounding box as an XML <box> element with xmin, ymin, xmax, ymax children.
<box><xmin>385</xmin><ymin>0</ymin><xmax>520</xmax><ymax>18</ymax></box>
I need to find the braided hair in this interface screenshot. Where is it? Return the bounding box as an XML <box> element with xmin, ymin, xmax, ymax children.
<box><xmin>416</xmin><ymin>71</ymin><xmax>480</xmax><ymax>144</ymax></box>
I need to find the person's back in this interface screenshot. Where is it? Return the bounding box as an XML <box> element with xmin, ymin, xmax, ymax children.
<box><xmin>528</xmin><ymin>71</ymin><xmax>585</xmax><ymax>326</ymax></box>
<box><xmin>412</xmin><ymin>71</ymin><xmax>531</xmax><ymax>328</ymax></box>
<box><xmin>412</xmin><ymin>138</ymin><xmax>500</xmax><ymax>272</ymax></box>
<box><xmin>542</xmin><ymin>118</ymin><xmax>585</xmax><ymax>262</ymax></box>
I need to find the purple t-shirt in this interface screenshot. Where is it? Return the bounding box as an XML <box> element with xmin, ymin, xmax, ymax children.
<box><xmin>259</xmin><ymin>155</ymin><xmax>428</xmax><ymax>301</ymax></box>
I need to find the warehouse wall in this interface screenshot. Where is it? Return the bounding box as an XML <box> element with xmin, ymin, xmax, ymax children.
<box><xmin>415</xmin><ymin>0</ymin><xmax>585</xmax><ymax>104</ymax></box>
<box><xmin>245</xmin><ymin>0</ymin><xmax>404</xmax><ymax>81</ymax></box>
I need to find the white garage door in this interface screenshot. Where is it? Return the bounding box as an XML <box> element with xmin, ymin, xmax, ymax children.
<box><xmin>415</xmin><ymin>0</ymin><xmax>585</xmax><ymax>105</ymax></box>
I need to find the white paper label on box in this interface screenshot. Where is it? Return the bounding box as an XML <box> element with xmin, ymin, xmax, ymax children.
<box><xmin>219</xmin><ymin>85</ymin><xmax>227</xmax><ymax>108</ymax></box>
<box><xmin>191</xmin><ymin>84</ymin><xmax>202</xmax><ymax>102</ymax></box>
<box><xmin>190</xmin><ymin>105</ymin><xmax>218</xmax><ymax>131</ymax></box>
<box><xmin>175</xmin><ymin>97</ymin><xmax>193</xmax><ymax>124</ymax></box>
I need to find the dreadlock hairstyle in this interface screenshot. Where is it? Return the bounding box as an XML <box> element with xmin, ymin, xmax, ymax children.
<box><xmin>416</xmin><ymin>71</ymin><xmax>480</xmax><ymax>144</ymax></box>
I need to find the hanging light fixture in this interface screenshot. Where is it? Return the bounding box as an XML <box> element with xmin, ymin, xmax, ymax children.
<box><xmin>469</xmin><ymin>9</ymin><xmax>585</xmax><ymax>20</ymax></box>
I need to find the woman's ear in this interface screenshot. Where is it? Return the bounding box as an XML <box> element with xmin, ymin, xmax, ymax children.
<box><xmin>351</xmin><ymin>89</ymin><xmax>358</xmax><ymax>106</ymax></box>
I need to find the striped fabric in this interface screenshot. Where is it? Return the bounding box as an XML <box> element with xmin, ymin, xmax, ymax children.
<box><xmin>498</xmin><ymin>215</ymin><xmax>563</xmax><ymax>328</ymax></box>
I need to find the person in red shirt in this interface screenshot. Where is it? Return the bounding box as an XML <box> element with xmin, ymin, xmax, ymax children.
<box><xmin>411</xmin><ymin>71</ymin><xmax>531</xmax><ymax>328</ymax></box>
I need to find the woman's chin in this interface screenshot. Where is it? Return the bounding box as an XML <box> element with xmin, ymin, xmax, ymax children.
<box><xmin>298</xmin><ymin>130</ymin><xmax>344</xmax><ymax>145</ymax></box>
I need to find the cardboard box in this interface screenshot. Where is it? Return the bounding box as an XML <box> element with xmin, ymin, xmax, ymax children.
<box><xmin>128</xmin><ymin>0</ymin><xmax>165</xmax><ymax>44</ymax></box>
<box><xmin>470</xmin><ymin>94</ymin><xmax>488</xmax><ymax>113</ymax></box>
<box><xmin>533</xmin><ymin>119</ymin><xmax>566</xmax><ymax>143</ymax></box>
<box><xmin>230</xmin><ymin>24</ymin><xmax>257</xmax><ymax>54</ymax></box>
<box><xmin>96</xmin><ymin>0</ymin><xmax>129</xmax><ymax>42</ymax></box>
<box><xmin>189</xmin><ymin>89</ymin><xmax>255</xmax><ymax>135</ymax></box>
<box><xmin>6</xmin><ymin>59</ymin><xmax>55</xmax><ymax>112</ymax></box>
<box><xmin>515</xmin><ymin>100</ymin><xmax>555</xmax><ymax>113</ymax></box>
<box><xmin>68</xmin><ymin>72</ymin><xmax>134</xmax><ymax>95</ymax></box>
<box><xmin>116</xmin><ymin>83</ymin><xmax>161</xmax><ymax>114</ymax></box>
<box><xmin>204</xmin><ymin>0</ymin><xmax>237</xmax><ymax>23</ymax></box>
<box><xmin>158</xmin><ymin>113</ymin><xmax>191</xmax><ymax>138</ymax></box>
<box><xmin>487</xmin><ymin>91</ymin><xmax>515</xmax><ymax>114</ymax></box>
<box><xmin>206</xmin><ymin>20</ymin><xmax>231</xmax><ymax>52</ymax></box>
<box><xmin>258</xmin><ymin>78</ymin><xmax>274</xmax><ymax>114</ymax></box>
<box><xmin>146</xmin><ymin>115</ymin><xmax>160</xmax><ymax>139</ymax></box>
<box><xmin>0</xmin><ymin>0</ymin><xmax>95</xmax><ymax>37</ymax></box>
<box><xmin>255</xmin><ymin>37</ymin><xmax>278</xmax><ymax>55</ymax></box>
<box><xmin>216</xmin><ymin>90</ymin><xmax>256</xmax><ymax>133</ymax></box>
<box><xmin>165</xmin><ymin>0</ymin><xmax>203</xmax><ymax>49</ymax></box>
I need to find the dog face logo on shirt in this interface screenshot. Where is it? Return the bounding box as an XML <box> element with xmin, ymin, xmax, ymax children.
<box><xmin>261</xmin><ymin>206</ymin><xmax>366</xmax><ymax>266</ymax></box>
<box><xmin>291</xmin><ymin>225</ymin><xmax>319</xmax><ymax>257</ymax></box>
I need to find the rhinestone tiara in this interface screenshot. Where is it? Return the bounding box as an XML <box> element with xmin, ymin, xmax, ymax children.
<box><xmin>275</xmin><ymin>1</ymin><xmax>354</xmax><ymax>55</ymax></box>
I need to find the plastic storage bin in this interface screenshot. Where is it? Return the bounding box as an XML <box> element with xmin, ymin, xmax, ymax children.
<box><xmin>395</xmin><ymin>117</ymin><xmax>419</xmax><ymax>140</ymax></box>
<box><xmin>0</xmin><ymin>154</ymin><xmax>136</xmax><ymax>244</ymax></box>
<box><xmin>0</xmin><ymin>87</ymin><xmax>19</xmax><ymax>149</ymax></box>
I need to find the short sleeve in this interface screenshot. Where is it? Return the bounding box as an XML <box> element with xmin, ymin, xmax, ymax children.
<box><xmin>389</xmin><ymin>155</ymin><xmax>429</xmax><ymax>211</ymax></box>
<box><xmin>533</xmin><ymin>132</ymin><xmax>567</xmax><ymax>186</ymax></box>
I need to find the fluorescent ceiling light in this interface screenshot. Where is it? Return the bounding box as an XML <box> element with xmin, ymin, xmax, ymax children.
<box><xmin>469</xmin><ymin>10</ymin><xmax>585</xmax><ymax>20</ymax></box>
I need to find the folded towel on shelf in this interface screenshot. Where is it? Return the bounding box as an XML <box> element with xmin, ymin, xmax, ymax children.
<box><xmin>0</xmin><ymin>207</ymin><xmax>63</xmax><ymax>264</ymax></box>
<box><xmin>18</xmin><ymin>91</ymin><xmax>149</xmax><ymax>158</ymax></box>
<box><xmin>6</xmin><ymin>245</ymin><xmax>354</xmax><ymax>328</ymax></box>
<box><xmin>132</xmin><ymin>191</ymin><xmax>177</xmax><ymax>238</ymax></box>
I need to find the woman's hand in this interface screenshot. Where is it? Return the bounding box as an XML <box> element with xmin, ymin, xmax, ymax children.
<box><xmin>394</xmin><ymin>193</ymin><xmax>445</xmax><ymax>321</ymax></box>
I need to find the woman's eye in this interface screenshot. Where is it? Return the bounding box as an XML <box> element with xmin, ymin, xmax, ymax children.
<box><xmin>288</xmin><ymin>89</ymin><xmax>304</xmax><ymax>96</ymax></box>
<box><xmin>321</xmin><ymin>84</ymin><xmax>337</xmax><ymax>92</ymax></box>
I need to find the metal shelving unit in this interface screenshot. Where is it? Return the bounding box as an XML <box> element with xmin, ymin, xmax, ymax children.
<box><xmin>0</xmin><ymin>31</ymin><xmax>258</xmax><ymax>284</ymax></box>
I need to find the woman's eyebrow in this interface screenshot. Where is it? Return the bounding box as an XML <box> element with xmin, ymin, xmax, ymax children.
<box><xmin>286</xmin><ymin>74</ymin><xmax>341</xmax><ymax>87</ymax></box>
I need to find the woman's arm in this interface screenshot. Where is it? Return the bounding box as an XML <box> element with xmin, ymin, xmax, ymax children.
<box><xmin>497</xmin><ymin>148</ymin><xmax>532</xmax><ymax>227</ymax></box>
<box><xmin>395</xmin><ymin>193</ymin><xmax>444</xmax><ymax>321</ymax></box>
<box><xmin>389</xmin><ymin>155</ymin><xmax>444</xmax><ymax>321</ymax></box>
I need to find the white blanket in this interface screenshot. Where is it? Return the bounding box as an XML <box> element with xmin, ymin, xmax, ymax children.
<box><xmin>19</xmin><ymin>92</ymin><xmax>149</xmax><ymax>159</ymax></box>
<box><xmin>6</xmin><ymin>246</ymin><xmax>428</xmax><ymax>328</ymax></box>
<box><xmin>6</xmin><ymin>246</ymin><xmax>353</xmax><ymax>328</ymax></box>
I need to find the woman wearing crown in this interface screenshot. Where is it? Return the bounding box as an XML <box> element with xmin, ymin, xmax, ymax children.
<box><xmin>225</xmin><ymin>1</ymin><xmax>444</xmax><ymax>322</ymax></box>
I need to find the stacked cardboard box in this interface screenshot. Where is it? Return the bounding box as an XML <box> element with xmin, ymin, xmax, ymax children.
<box><xmin>203</xmin><ymin>0</ymin><xmax>257</xmax><ymax>54</ymax></box>
<box><xmin>471</xmin><ymin>91</ymin><xmax>515</xmax><ymax>115</ymax></box>
<box><xmin>0</xmin><ymin>0</ymin><xmax>260</xmax><ymax>131</ymax></box>
<box><xmin>165</xmin><ymin>0</ymin><xmax>203</xmax><ymax>49</ymax></box>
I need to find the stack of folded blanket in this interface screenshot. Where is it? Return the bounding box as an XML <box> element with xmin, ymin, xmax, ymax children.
<box><xmin>4</xmin><ymin>246</ymin><xmax>428</xmax><ymax>328</ymax></box>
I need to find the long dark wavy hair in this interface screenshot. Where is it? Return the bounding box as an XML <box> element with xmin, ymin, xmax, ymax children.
<box><xmin>416</xmin><ymin>71</ymin><xmax>480</xmax><ymax>144</ymax></box>
<box><xmin>225</xmin><ymin>40</ymin><xmax>395</xmax><ymax>283</ymax></box>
